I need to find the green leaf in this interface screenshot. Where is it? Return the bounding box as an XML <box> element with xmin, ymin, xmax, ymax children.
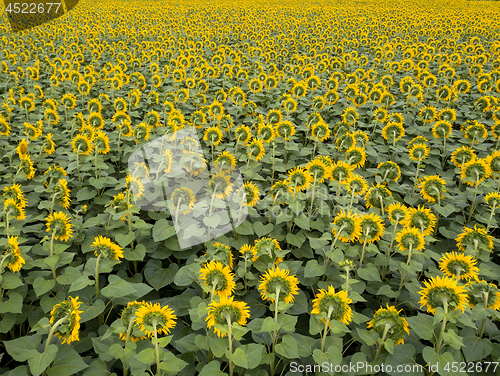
<box><xmin>442</xmin><ymin>329</ymin><xmax>463</xmax><ymax>350</ymax></box>
<box><xmin>69</xmin><ymin>275</ymin><xmax>94</xmax><ymax>293</ymax></box>
<box><xmin>101</xmin><ymin>275</ymin><xmax>136</xmax><ymax>298</ymax></box>
<box><xmin>158</xmin><ymin>351</ymin><xmax>188</xmax><ymax>373</ymax></box>
<box><xmin>406</xmin><ymin>313</ymin><xmax>435</xmax><ymax>341</ymax></box>
<box><xmin>123</xmin><ymin>243</ymin><xmax>146</xmax><ymax>261</ymax></box>
<box><xmin>46</xmin><ymin>345</ymin><xmax>88</xmax><ymax>376</ymax></box>
<box><xmin>0</xmin><ymin>313</ymin><xmax>16</xmax><ymax>333</ymax></box>
<box><xmin>277</xmin><ymin>313</ymin><xmax>297</xmax><ymax>331</ymax></box>
<box><xmin>115</xmin><ymin>231</ymin><xmax>136</xmax><ymax>247</ymax></box>
<box><xmin>356</xmin><ymin>328</ymin><xmax>378</xmax><ymax>346</ymax></box>
<box><xmin>231</xmin><ymin>323</ymin><xmax>250</xmax><ymax>341</ymax></box>
<box><xmin>152</xmin><ymin>219</ymin><xmax>176</xmax><ymax>242</ymax></box>
<box><xmin>173</xmin><ymin>264</ymin><xmax>198</xmax><ymax>286</ymax></box>
<box><xmin>275</xmin><ymin>334</ymin><xmax>299</xmax><ymax>359</ymax></box>
<box><xmin>0</xmin><ymin>291</ymin><xmax>23</xmax><ymax>314</ymax></box>
<box><xmin>260</xmin><ymin>316</ymin><xmax>280</xmax><ymax>332</ymax></box>
<box><xmin>80</xmin><ymin>299</ymin><xmax>105</xmax><ymax>323</ymax></box>
<box><xmin>209</xmin><ymin>336</ymin><xmax>228</xmax><ymax>358</ymax></box>
<box><xmin>462</xmin><ymin>333</ymin><xmax>492</xmax><ymax>362</ymax></box>
<box><xmin>199</xmin><ymin>361</ymin><xmax>226</xmax><ymax>376</ymax></box>
<box><xmin>82</xmin><ymin>359</ymin><xmax>109</xmax><ymax>376</ymax></box>
<box><xmin>422</xmin><ymin>347</ymin><xmax>458</xmax><ymax>376</ymax></box>
<box><xmin>357</xmin><ymin>263</ymin><xmax>381</xmax><ymax>282</ymax></box>
<box><xmin>290</xmin><ymin>333</ymin><xmax>316</xmax><ymax>357</ymax></box>
<box><xmin>144</xmin><ymin>259</ymin><xmax>178</xmax><ymax>290</ymax></box>
<box><xmin>304</xmin><ymin>259</ymin><xmax>326</xmax><ymax>278</ymax></box>
<box><xmin>5</xmin><ymin>335</ymin><xmax>42</xmax><ymax>361</ymax></box>
<box><xmin>27</xmin><ymin>345</ymin><xmax>58</xmax><ymax>376</ymax></box>
<box><xmin>253</xmin><ymin>222</ymin><xmax>274</xmax><ymax>237</ymax></box>
<box><xmin>238</xmin><ymin>343</ymin><xmax>265</xmax><ymax>370</ymax></box>
<box><xmin>134</xmin><ymin>348</ymin><xmax>155</xmax><ymax>365</ymax></box>
<box><xmin>226</xmin><ymin>348</ymin><xmax>248</xmax><ymax>369</ymax></box>
<box><xmin>235</xmin><ymin>220</ymin><xmax>254</xmax><ymax>235</ymax></box>
<box><xmin>1</xmin><ymin>273</ymin><xmax>23</xmax><ymax>290</ymax></box>
<box><xmin>294</xmin><ymin>213</ymin><xmax>310</xmax><ymax>230</ymax></box>
<box><xmin>286</xmin><ymin>232</ymin><xmax>306</xmax><ymax>247</ymax></box>
<box><xmin>33</xmin><ymin>277</ymin><xmax>55</xmax><ymax>297</ymax></box>
<box><xmin>203</xmin><ymin>214</ymin><xmax>222</xmax><ymax>228</ymax></box>
<box><xmin>76</xmin><ymin>187</ymin><xmax>97</xmax><ymax>201</ymax></box>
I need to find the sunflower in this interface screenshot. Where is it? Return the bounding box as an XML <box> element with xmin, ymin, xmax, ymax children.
<box><xmin>94</xmin><ymin>130</ymin><xmax>110</xmax><ymax>154</ymax></box>
<box><xmin>54</xmin><ymin>178</ymin><xmax>71</xmax><ymax>209</ymax></box>
<box><xmin>134</xmin><ymin>302</ymin><xmax>176</xmax><ymax>338</ymax></box>
<box><xmin>486</xmin><ymin>150</ymin><xmax>500</xmax><ymax>176</ymax></box>
<box><xmin>239</xmin><ymin>182</ymin><xmax>260</xmax><ymax>207</ymax></box>
<box><xmin>330</xmin><ymin>161</ymin><xmax>352</xmax><ymax>183</ymax></box>
<box><xmin>2</xmin><ymin>236</ymin><xmax>25</xmax><ymax>273</ymax></box>
<box><xmin>464</xmin><ymin>121</ymin><xmax>487</xmax><ymax>141</ymax></box>
<box><xmin>270</xmin><ymin>180</ymin><xmax>292</xmax><ymax>205</ymax></box>
<box><xmin>352</xmin><ymin>131</ymin><xmax>369</xmax><ymax>148</ymax></box>
<box><xmin>200</xmin><ymin>260</ymin><xmax>235</xmax><ymax>298</ymax></box>
<box><xmin>344</xmin><ymin>174</ymin><xmax>368</xmax><ymax>196</ymax></box>
<box><xmin>382</xmin><ymin>122</ymin><xmax>405</xmax><ymax>142</ymax></box>
<box><xmin>419</xmin><ymin>276</ymin><xmax>468</xmax><ymax>315</ymax></box>
<box><xmin>367</xmin><ymin>304</ymin><xmax>409</xmax><ymax>345</ymax></box>
<box><xmin>450</xmin><ymin>146</ymin><xmax>476</xmax><ymax>167</ymax></box>
<box><xmin>126</xmin><ymin>174</ymin><xmax>145</xmax><ymax>200</ymax></box>
<box><xmin>170</xmin><ymin>187</ymin><xmax>196</xmax><ymax>215</ymax></box>
<box><xmin>332</xmin><ymin>210</ymin><xmax>362</xmax><ymax>243</ymax></box>
<box><xmin>17</xmin><ymin>138</ymin><xmax>29</xmax><ymax>159</ymax></box>
<box><xmin>239</xmin><ymin>135</ymin><xmax>264</xmax><ymax>160</ymax></box>
<box><xmin>386</xmin><ymin>202</ymin><xmax>409</xmax><ymax>223</ymax></box>
<box><xmin>311</xmin><ymin>286</ymin><xmax>352</xmax><ymax>325</ymax></box>
<box><xmin>257</xmin><ymin>123</ymin><xmax>276</xmax><ymax>143</ymax></box>
<box><xmin>335</xmin><ymin>133</ymin><xmax>355</xmax><ymax>151</ymax></box>
<box><xmin>134</xmin><ymin>122</ymin><xmax>152</xmax><ymax>143</ymax></box>
<box><xmin>439</xmin><ymin>252</ymin><xmax>479</xmax><ymax>281</ymax></box>
<box><xmin>206</xmin><ymin>296</ymin><xmax>250</xmax><ymax>338</ymax></box>
<box><xmin>485</xmin><ymin>192</ymin><xmax>500</xmax><ymax>209</ymax></box>
<box><xmin>396</xmin><ymin>227</ymin><xmax>425</xmax><ymax>253</ymax></box>
<box><xmin>275</xmin><ymin>121</ymin><xmax>296</xmax><ymax>140</ymax></box>
<box><xmin>254</xmin><ymin>237</ymin><xmax>283</xmax><ymax>266</ymax></box>
<box><xmin>460</xmin><ymin>158</ymin><xmax>491</xmax><ymax>186</ymax></box>
<box><xmin>287</xmin><ymin>166</ymin><xmax>312</xmax><ymax>193</ymax></box>
<box><xmin>432</xmin><ymin>120</ymin><xmax>452</xmax><ymax>139</ymax></box>
<box><xmin>358</xmin><ymin>213</ymin><xmax>385</xmax><ymax>244</ymax></box>
<box><xmin>310</xmin><ymin>120</ymin><xmax>330</xmax><ymax>142</ymax></box>
<box><xmin>456</xmin><ymin>225</ymin><xmax>494</xmax><ymax>253</ymax></box>
<box><xmin>377</xmin><ymin>161</ymin><xmax>401</xmax><ymax>182</ymax></box>
<box><xmin>240</xmin><ymin>244</ymin><xmax>258</xmax><ymax>262</ymax></box>
<box><xmin>344</xmin><ymin>146</ymin><xmax>366</xmax><ymax>168</ymax></box>
<box><xmin>341</xmin><ymin>107</ymin><xmax>359</xmax><ymax>126</ymax></box>
<box><xmin>408</xmin><ymin>143</ymin><xmax>430</xmax><ymax>161</ymax></box>
<box><xmin>19</xmin><ymin>96</ymin><xmax>35</xmax><ymax>111</ymax></box>
<box><xmin>418</xmin><ymin>106</ymin><xmax>438</xmax><ymax>123</ymax></box>
<box><xmin>214</xmin><ymin>151</ymin><xmax>237</xmax><ymax>173</ymax></box>
<box><xmin>119</xmin><ymin>301</ymin><xmax>148</xmax><ymax>342</ymax></box>
<box><xmin>20</xmin><ymin>155</ymin><xmax>35</xmax><ymax>180</ymax></box>
<box><xmin>402</xmin><ymin>205</ymin><xmax>436</xmax><ymax>236</ymax></box>
<box><xmin>365</xmin><ymin>183</ymin><xmax>392</xmax><ymax>211</ymax></box>
<box><xmin>283</xmin><ymin>96</ymin><xmax>297</xmax><ymax>112</ymax></box>
<box><xmin>465</xmin><ymin>279</ymin><xmax>500</xmax><ymax>310</ymax></box>
<box><xmin>45</xmin><ymin>211</ymin><xmax>74</xmax><ymax>242</ymax></box>
<box><xmin>91</xmin><ymin>235</ymin><xmax>123</xmax><ymax>260</ymax></box>
<box><xmin>209</xmin><ymin>171</ymin><xmax>233</xmax><ymax>199</ymax></box>
<box><xmin>234</xmin><ymin>125</ymin><xmax>252</xmax><ymax>144</ymax></box>
<box><xmin>24</xmin><ymin>122</ymin><xmax>40</xmax><ymax>140</ymax></box>
<box><xmin>418</xmin><ymin>175</ymin><xmax>446</xmax><ymax>203</ymax></box>
<box><xmin>61</xmin><ymin>93</ymin><xmax>76</xmax><ymax>109</ymax></box>
<box><xmin>373</xmin><ymin>108</ymin><xmax>388</xmax><ymax>122</ymax></box>
<box><xmin>71</xmin><ymin>134</ymin><xmax>93</xmax><ymax>156</ymax></box>
<box><xmin>43</xmin><ymin>133</ymin><xmax>56</xmax><ymax>155</ymax></box>
<box><xmin>49</xmin><ymin>296</ymin><xmax>83</xmax><ymax>344</ymax></box>
<box><xmin>258</xmin><ymin>266</ymin><xmax>300</xmax><ymax>304</ymax></box>
<box><xmin>3</xmin><ymin>184</ymin><xmax>27</xmax><ymax>209</ymax></box>
<box><xmin>0</xmin><ymin>116</ymin><xmax>10</xmax><ymax>136</ymax></box>
<box><xmin>408</xmin><ymin>136</ymin><xmax>429</xmax><ymax>147</ymax></box>
<box><xmin>439</xmin><ymin>108</ymin><xmax>457</xmax><ymax>123</ymax></box>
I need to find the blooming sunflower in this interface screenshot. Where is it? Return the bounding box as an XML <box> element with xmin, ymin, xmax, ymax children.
<box><xmin>418</xmin><ymin>175</ymin><xmax>446</xmax><ymax>203</ymax></box>
<box><xmin>247</xmin><ymin>138</ymin><xmax>266</xmax><ymax>161</ymax></box>
<box><xmin>71</xmin><ymin>134</ymin><xmax>93</xmax><ymax>156</ymax></box>
<box><xmin>358</xmin><ymin>213</ymin><xmax>385</xmax><ymax>244</ymax></box>
<box><xmin>485</xmin><ymin>150</ymin><xmax>500</xmax><ymax>176</ymax></box>
<box><xmin>17</xmin><ymin>138</ymin><xmax>29</xmax><ymax>159</ymax></box>
<box><xmin>460</xmin><ymin>158</ymin><xmax>491</xmax><ymax>186</ymax></box>
<box><xmin>204</xmin><ymin>126</ymin><xmax>223</xmax><ymax>146</ymax></box>
<box><xmin>54</xmin><ymin>178</ymin><xmax>71</xmax><ymax>209</ymax></box>
<box><xmin>344</xmin><ymin>146</ymin><xmax>366</xmax><ymax>168</ymax></box>
<box><xmin>330</xmin><ymin>161</ymin><xmax>353</xmax><ymax>183</ymax></box>
<box><xmin>3</xmin><ymin>184</ymin><xmax>27</xmax><ymax>209</ymax></box>
<box><xmin>200</xmin><ymin>260</ymin><xmax>235</xmax><ymax>298</ymax></box>
<box><xmin>134</xmin><ymin>302</ymin><xmax>176</xmax><ymax>338</ymax></box>
<box><xmin>240</xmin><ymin>244</ymin><xmax>258</xmax><ymax>262</ymax></box>
<box><xmin>1</xmin><ymin>236</ymin><xmax>25</xmax><ymax>273</ymax></box>
<box><xmin>408</xmin><ymin>143</ymin><xmax>430</xmax><ymax>161</ymax></box>
<box><xmin>3</xmin><ymin>199</ymin><xmax>25</xmax><ymax>223</ymax></box>
<box><xmin>465</xmin><ymin>279</ymin><xmax>500</xmax><ymax>310</ymax></box>
<box><xmin>45</xmin><ymin>211</ymin><xmax>74</xmax><ymax>242</ymax></box>
<box><xmin>234</xmin><ymin>125</ymin><xmax>252</xmax><ymax>144</ymax></box>
<box><xmin>485</xmin><ymin>192</ymin><xmax>500</xmax><ymax>209</ymax></box>
<box><xmin>305</xmin><ymin>158</ymin><xmax>331</xmax><ymax>184</ymax></box>
<box><xmin>396</xmin><ymin>227</ymin><xmax>425</xmax><ymax>253</ymax></box>
<box><xmin>365</xmin><ymin>183</ymin><xmax>392</xmax><ymax>211</ymax></box>
<box><xmin>210</xmin><ymin>171</ymin><xmax>233</xmax><ymax>199</ymax></box>
<box><xmin>345</xmin><ymin>174</ymin><xmax>368</xmax><ymax>196</ymax></box>
<box><xmin>456</xmin><ymin>225</ymin><xmax>494</xmax><ymax>253</ymax></box>
<box><xmin>367</xmin><ymin>304</ymin><xmax>409</xmax><ymax>345</ymax></box>
<box><xmin>275</xmin><ymin>120</ymin><xmax>296</xmax><ymax>140</ymax></box>
<box><xmin>451</xmin><ymin>146</ymin><xmax>476</xmax><ymax>167</ymax></box>
<box><xmin>241</xmin><ymin>182</ymin><xmax>260</xmax><ymax>207</ymax></box>
<box><xmin>91</xmin><ymin>235</ymin><xmax>123</xmax><ymax>260</ymax></box>
<box><xmin>258</xmin><ymin>266</ymin><xmax>300</xmax><ymax>304</ymax></box>
<box><xmin>287</xmin><ymin>166</ymin><xmax>312</xmax><ymax>193</ymax></box>
<box><xmin>402</xmin><ymin>205</ymin><xmax>437</xmax><ymax>236</ymax></box>
<box><xmin>432</xmin><ymin>120</ymin><xmax>452</xmax><ymax>139</ymax></box>
<box><xmin>119</xmin><ymin>301</ymin><xmax>148</xmax><ymax>342</ymax></box>
<box><xmin>331</xmin><ymin>210</ymin><xmax>362</xmax><ymax>242</ymax></box>
<box><xmin>382</xmin><ymin>122</ymin><xmax>405</xmax><ymax>142</ymax></box>
<box><xmin>386</xmin><ymin>202</ymin><xmax>409</xmax><ymax>224</ymax></box>
<box><xmin>43</xmin><ymin>133</ymin><xmax>56</xmax><ymax>155</ymax></box>
<box><xmin>439</xmin><ymin>252</ymin><xmax>479</xmax><ymax>281</ymax></box>
<box><xmin>311</xmin><ymin>286</ymin><xmax>353</xmax><ymax>325</ymax></box>
<box><xmin>214</xmin><ymin>151</ymin><xmax>237</xmax><ymax>172</ymax></box>
<box><xmin>310</xmin><ymin>120</ymin><xmax>330</xmax><ymax>142</ymax></box>
<box><xmin>254</xmin><ymin>237</ymin><xmax>283</xmax><ymax>266</ymax></box>
<box><xmin>49</xmin><ymin>296</ymin><xmax>83</xmax><ymax>344</ymax></box>
<box><xmin>170</xmin><ymin>187</ymin><xmax>196</xmax><ymax>215</ymax></box>
<box><xmin>257</xmin><ymin>123</ymin><xmax>275</xmax><ymax>143</ymax></box>
<box><xmin>125</xmin><ymin>174</ymin><xmax>145</xmax><ymax>200</ymax></box>
<box><xmin>270</xmin><ymin>180</ymin><xmax>292</xmax><ymax>205</ymax></box>
<box><xmin>419</xmin><ymin>276</ymin><xmax>468</xmax><ymax>315</ymax></box>
<box><xmin>206</xmin><ymin>295</ymin><xmax>250</xmax><ymax>338</ymax></box>
<box><xmin>377</xmin><ymin>161</ymin><xmax>401</xmax><ymax>182</ymax></box>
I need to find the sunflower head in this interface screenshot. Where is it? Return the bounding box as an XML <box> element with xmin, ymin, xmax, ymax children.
<box><xmin>239</xmin><ymin>244</ymin><xmax>258</xmax><ymax>262</ymax></box>
<box><xmin>2</xmin><ymin>236</ymin><xmax>25</xmax><ymax>273</ymax></box>
<box><xmin>418</xmin><ymin>175</ymin><xmax>446</xmax><ymax>203</ymax></box>
<box><xmin>377</xmin><ymin>161</ymin><xmax>401</xmax><ymax>182</ymax></box>
<box><xmin>345</xmin><ymin>174</ymin><xmax>368</xmax><ymax>195</ymax></box>
<box><xmin>402</xmin><ymin>205</ymin><xmax>437</xmax><ymax>236</ymax></box>
<box><xmin>170</xmin><ymin>187</ymin><xmax>196</xmax><ymax>215</ymax></box>
<box><xmin>439</xmin><ymin>252</ymin><xmax>479</xmax><ymax>281</ymax></box>
<box><xmin>254</xmin><ymin>237</ymin><xmax>283</xmax><ymax>266</ymax></box>
<box><xmin>451</xmin><ymin>146</ymin><xmax>476</xmax><ymax>167</ymax></box>
<box><xmin>258</xmin><ymin>266</ymin><xmax>300</xmax><ymax>304</ymax></box>
<box><xmin>311</xmin><ymin>286</ymin><xmax>353</xmax><ymax>325</ymax></box>
<box><xmin>419</xmin><ymin>276</ymin><xmax>468</xmax><ymax>315</ymax></box>
<box><xmin>367</xmin><ymin>304</ymin><xmax>409</xmax><ymax>345</ymax></box>
<box><xmin>456</xmin><ymin>225</ymin><xmax>494</xmax><ymax>253</ymax></box>
<box><xmin>365</xmin><ymin>183</ymin><xmax>392</xmax><ymax>210</ymax></box>
<box><xmin>91</xmin><ymin>235</ymin><xmax>123</xmax><ymax>260</ymax></box>
<box><xmin>485</xmin><ymin>192</ymin><xmax>500</xmax><ymax>209</ymax></box>
<box><xmin>460</xmin><ymin>158</ymin><xmax>491</xmax><ymax>186</ymax></box>
<box><xmin>408</xmin><ymin>143</ymin><xmax>430</xmax><ymax>161</ymax></box>
<box><xmin>49</xmin><ymin>296</ymin><xmax>83</xmax><ymax>344</ymax></box>
<box><xmin>386</xmin><ymin>202</ymin><xmax>408</xmax><ymax>223</ymax></box>
<box><xmin>199</xmin><ymin>260</ymin><xmax>235</xmax><ymax>297</ymax></box>
<box><xmin>206</xmin><ymin>296</ymin><xmax>250</xmax><ymax>338</ymax></box>
<box><xmin>465</xmin><ymin>279</ymin><xmax>500</xmax><ymax>310</ymax></box>
<box><xmin>119</xmin><ymin>301</ymin><xmax>148</xmax><ymax>342</ymax></box>
<box><xmin>358</xmin><ymin>213</ymin><xmax>385</xmax><ymax>244</ymax></box>
<box><xmin>135</xmin><ymin>302</ymin><xmax>177</xmax><ymax>337</ymax></box>
<box><xmin>45</xmin><ymin>211</ymin><xmax>74</xmax><ymax>241</ymax></box>
<box><xmin>332</xmin><ymin>210</ymin><xmax>362</xmax><ymax>243</ymax></box>
<box><xmin>396</xmin><ymin>227</ymin><xmax>425</xmax><ymax>252</ymax></box>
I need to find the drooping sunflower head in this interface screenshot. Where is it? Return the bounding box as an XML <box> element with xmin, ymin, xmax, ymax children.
<box><xmin>358</xmin><ymin>213</ymin><xmax>385</xmax><ymax>244</ymax></box>
<box><xmin>332</xmin><ymin>210</ymin><xmax>362</xmax><ymax>243</ymax></box>
<box><xmin>418</xmin><ymin>275</ymin><xmax>468</xmax><ymax>315</ymax></box>
<box><xmin>71</xmin><ymin>134</ymin><xmax>93</xmax><ymax>156</ymax></box>
<box><xmin>311</xmin><ymin>286</ymin><xmax>353</xmax><ymax>326</ymax></box>
<box><xmin>460</xmin><ymin>158</ymin><xmax>491</xmax><ymax>186</ymax></box>
<box><xmin>239</xmin><ymin>244</ymin><xmax>258</xmax><ymax>262</ymax></box>
<box><xmin>418</xmin><ymin>106</ymin><xmax>437</xmax><ymax>123</ymax></box>
<box><xmin>286</xmin><ymin>166</ymin><xmax>312</xmax><ymax>193</ymax></box>
<box><xmin>91</xmin><ymin>235</ymin><xmax>123</xmax><ymax>260</ymax></box>
<box><xmin>209</xmin><ymin>170</ymin><xmax>233</xmax><ymax>199</ymax></box>
<box><xmin>485</xmin><ymin>192</ymin><xmax>500</xmax><ymax>209</ymax></box>
<box><xmin>450</xmin><ymin>145</ymin><xmax>476</xmax><ymax>167</ymax></box>
<box><xmin>258</xmin><ymin>266</ymin><xmax>300</xmax><ymax>304</ymax></box>
<box><xmin>254</xmin><ymin>237</ymin><xmax>283</xmax><ymax>266</ymax></box>
<box><xmin>200</xmin><ymin>260</ymin><xmax>235</xmax><ymax>298</ymax></box>
<box><xmin>364</xmin><ymin>183</ymin><xmax>393</xmax><ymax>210</ymax></box>
<box><xmin>247</xmin><ymin>138</ymin><xmax>266</xmax><ymax>161</ymax></box>
<box><xmin>54</xmin><ymin>178</ymin><xmax>71</xmax><ymax>209</ymax></box>
<box><xmin>170</xmin><ymin>187</ymin><xmax>196</xmax><ymax>215</ymax></box>
<box><xmin>3</xmin><ymin>184</ymin><xmax>27</xmax><ymax>209</ymax></box>
<box><xmin>305</xmin><ymin>158</ymin><xmax>331</xmax><ymax>184</ymax></box>
<box><xmin>464</xmin><ymin>279</ymin><xmax>500</xmax><ymax>310</ymax></box>
<box><xmin>49</xmin><ymin>296</ymin><xmax>83</xmax><ymax>344</ymax></box>
<box><xmin>439</xmin><ymin>252</ymin><xmax>479</xmax><ymax>281</ymax></box>
<box><xmin>456</xmin><ymin>225</ymin><xmax>494</xmax><ymax>253</ymax></box>
<box><xmin>418</xmin><ymin>175</ymin><xmax>446</xmax><ymax>203</ymax></box>
<box><xmin>134</xmin><ymin>302</ymin><xmax>177</xmax><ymax>337</ymax></box>
<box><xmin>486</xmin><ymin>150</ymin><xmax>500</xmax><ymax>175</ymax></box>
<box><xmin>341</xmin><ymin>107</ymin><xmax>359</xmax><ymax>126</ymax></box>
<box><xmin>396</xmin><ymin>227</ymin><xmax>425</xmax><ymax>252</ymax></box>
<box><xmin>377</xmin><ymin>161</ymin><xmax>401</xmax><ymax>182</ymax></box>
<box><xmin>367</xmin><ymin>304</ymin><xmax>409</xmax><ymax>345</ymax></box>
<box><xmin>241</xmin><ymin>182</ymin><xmax>260</xmax><ymax>207</ymax></box>
<box><xmin>45</xmin><ymin>211</ymin><xmax>74</xmax><ymax>242</ymax></box>
<box><xmin>2</xmin><ymin>236</ymin><xmax>25</xmax><ymax>273</ymax></box>
<box><xmin>408</xmin><ymin>143</ymin><xmax>430</xmax><ymax>161</ymax></box>
<box><xmin>119</xmin><ymin>301</ymin><xmax>148</xmax><ymax>342</ymax></box>
<box><xmin>206</xmin><ymin>296</ymin><xmax>250</xmax><ymax>338</ymax></box>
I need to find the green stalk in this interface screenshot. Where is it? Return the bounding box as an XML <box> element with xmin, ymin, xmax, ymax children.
<box><xmin>435</xmin><ymin>299</ymin><xmax>448</xmax><ymax>354</ymax></box>
<box><xmin>373</xmin><ymin>323</ymin><xmax>391</xmax><ymax>361</ymax></box>
<box><xmin>95</xmin><ymin>254</ymin><xmax>102</xmax><ymax>300</ymax></box>
<box><xmin>226</xmin><ymin>313</ymin><xmax>234</xmax><ymax>376</ymax></box>
<box><xmin>44</xmin><ymin>316</ymin><xmax>68</xmax><ymax>351</ymax></box>
<box><xmin>359</xmin><ymin>228</ymin><xmax>370</xmax><ymax>267</ymax></box>
<box><xmin>486</xmin><ymin>203</ymin><xmax>497</xmax><ymax>232</ymax></box>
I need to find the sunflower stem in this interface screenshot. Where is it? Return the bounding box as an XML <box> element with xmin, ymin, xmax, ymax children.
<box><xmin>467</xmin><ymin>172</ymin><xmax>480</xmax><ymax>224</ymax></box>
<box><xmin>348</xmin><ymin>187</ymin><xmax>356</xmax><ymax>212</ymax></box>
<box><xmin>479</xmin><ymin>317</ymin><xmax>487</xmax><ymax>339</ymax></box>
<box><xmin>95</xmin><ymin>254</ymin><xmax>101</xmax><ymax>301</ymax></box>
<box><xmin>435</xmin><ymin>299</ymin><xmax>448</xmax><ymax>354</ymax></box>
<box><xmin>123</xmin><ymin>316</ymin><xmax>136</xmax><ymax>376</ymax></box>
<box><xmin>94</xmin><ymin>146</ymin><xmax>99</xmax><ymax>179</ymax></box>
<box><xmin>359</xmin><ymin>228</ymin><xmax>370</xmax><ymax>267</ymax></box>
<box><xmin>270</xmin><ymin>287</ymin><xmax>281</xmax><ymax>376</ymax></box>
<box><xmin>44</xmin><ymin>316</ymin><xmax>68</xmax><ymax>351</ymax></box>
<box><xmin>411</xmin><ymin>156</ymin><xmax>422</xmax><ymax>197</ymax></box>
<box><xmin>308</xmin><ymin>171</ymin><xmax>318</xmax><ymax>222</ymax></box>
<box><xmin>5</xmin><ymin>212</ymin><xmax>10</xmax><ymax>238</ymax></box>
<box><xmin>152</xmin><ymin>320</ymin><xmax>161</xmax><ymax>376</ymax></box>
<box><xmin>373</xmin><ymin>323</ymin><xmax>391</xmax><ymax>362</ymax></box>
<box><xmin>225</xmin><ymin>314</ymin><xmax>234</xmax><ymax>376</ymax></box>
<box><xmin>486</xmin><ymin>202</ymin><xmax>497</xmax><ymax>232</ymax></box>
<box><xmin>320</xmin><ymin>305</ymin><xmax>334</xmax><ymax>354</ymax></box>
<box><xmin>271</xmin><ymin>142</ymin><xmax>276</xmax><ymax>185</ymax></box>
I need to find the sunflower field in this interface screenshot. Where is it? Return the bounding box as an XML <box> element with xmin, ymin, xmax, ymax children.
<box><xmin>1</xmin><ymin>0</ymin><xmax>500</xmax><ymax>375</ymax></box>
